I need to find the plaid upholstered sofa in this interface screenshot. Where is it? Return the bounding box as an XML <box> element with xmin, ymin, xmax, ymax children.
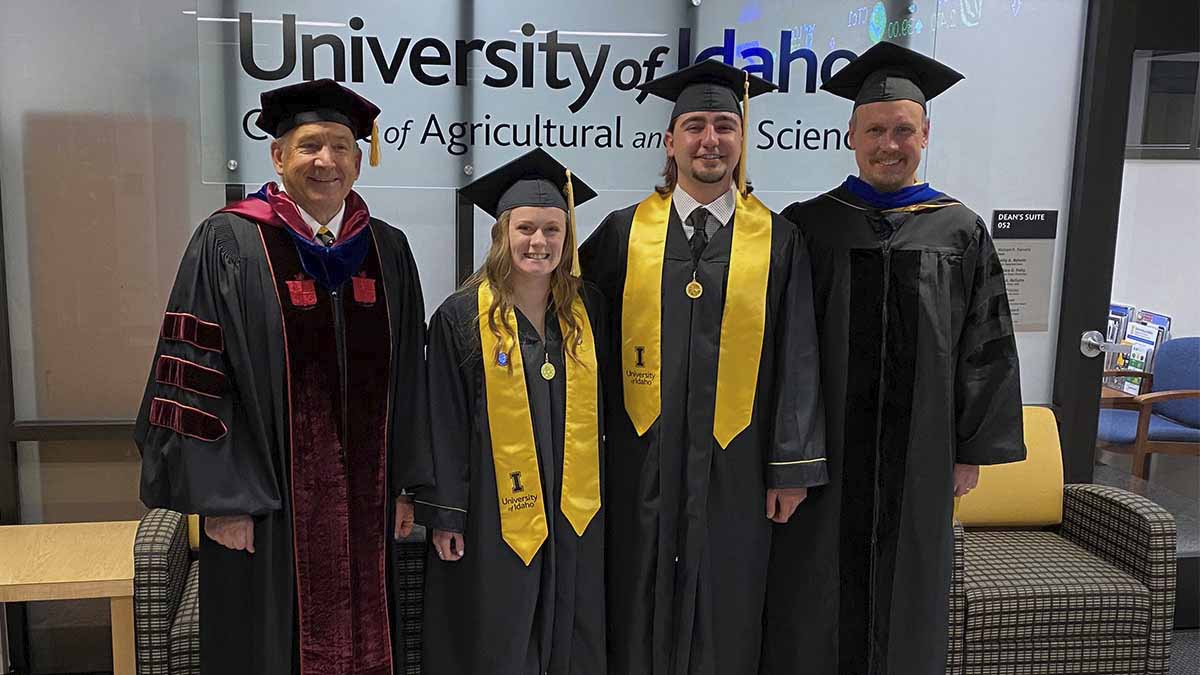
<box><xmin>133</xmin><ymin>509</ymin><xmax>428</xmax><ymax>674</ymax></box>
<box><xmin>947</xmin><ymin>406</ymin><xmax>1177</xmax><ymax>675</ymax></box>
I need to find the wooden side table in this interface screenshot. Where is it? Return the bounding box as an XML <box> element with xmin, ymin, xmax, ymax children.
<box><xmin>1101</xmin><ymin>370</ymin><xmax>1150</xmax><ymax>410</ymax></box>
<box><xmin>0</xmin><ymin>521</ymin><xmax>139</xmax><ymax>675</ymax></box>
<box><xmin>1101</xmin><ymin>384</ymin><xmax>1132</xmax><ymax>399</ymax></box>
<box><xmin>1101</xmin><ymin>385</ymin><xmax>1138</xmax><ymax>410</ymax></box>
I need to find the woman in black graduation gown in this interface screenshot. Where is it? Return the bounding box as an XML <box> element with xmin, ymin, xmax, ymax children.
<box><xmin>415</xmin><ymin>149</ymin><xmax>607</xmax><ymax>675</ymax></box>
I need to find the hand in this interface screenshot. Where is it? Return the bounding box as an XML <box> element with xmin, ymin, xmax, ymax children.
<box><xmin>431</xmin><ymin>529</ymin><xmax>465</xmax><ymax>562</ymax></box>
<box><xmin>766</xmin><ymin>487</ymin><xmax>808</xmax><ymax>524</ymax></box>
<box><xmin>953</xmin><ymin>463</ymin><xmax>980</xmax><ymax>497</ymax></box>
<box><xmin>394</xmin><ymin>496</ymin><xmax>415</xmax><ymax>540</ymax></box>
<box><xmin>204</xmin><ymin>515</ymin><xmax>255</xmax><ymax>553</ymax></box>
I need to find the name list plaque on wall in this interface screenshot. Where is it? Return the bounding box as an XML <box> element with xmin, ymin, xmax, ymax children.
<box><xmin>992</xmin><ymin>209</ymin><xmax>1058</xmax><ymax>333</ymax></box>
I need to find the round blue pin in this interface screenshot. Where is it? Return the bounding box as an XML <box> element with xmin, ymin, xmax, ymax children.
<box><xmin>497</xmin><ymin>351</ymin><xmax>509</xmax><ymax>367</ymax></box>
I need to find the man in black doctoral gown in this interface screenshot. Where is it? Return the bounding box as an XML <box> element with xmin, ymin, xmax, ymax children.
<box><xmin>762</xmin><ymin>42</ymin><xmax>1026</xmax><ymax>675</ymax></box>
<box><xmin>579</xmin><ymin>60</ymin><xmax>826</xmax><ymax>675</ymax></box>
<box><xmin>134</xmin><ymin>79</ymin><xmax>432</xmax><ymax>675</ymax></box>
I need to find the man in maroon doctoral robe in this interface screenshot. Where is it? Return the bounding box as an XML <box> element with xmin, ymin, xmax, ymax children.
<box><xmin>135</xmin><ymin>79</ymin><xmax>432</xmax><ymax>674</ymax></box>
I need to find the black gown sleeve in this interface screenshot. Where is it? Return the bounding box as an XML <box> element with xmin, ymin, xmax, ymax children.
<box><xmin>134</xmin><ymin>219</ymin><xmax>281</xmax><ymax>517</ymax></box>
<box><xmin>378</xmin><ymin>225</ymin><xmax>436</xmax><ymax>495</ymax></box>
<box><xmin>414</xmin><ymin>301</ymin><xmax>472</xmax><ymax>533</ymax></box>
<box><xmin>955</xmin><ymin>221</ymin><xmax>1026</xmax><ymax>465</ymax></box>
<box><xmin>779</xmin><ymin>203</ymin><xmax>801</xmax><ymax>228</ymax></box>
<box><xmin>580</xmin><ymin>212</ymin><xmax>628</xmax><ymax>420</ymax></box>
<box><xmin>766</xmin><ymin>224</ymin><xmax>828</xmax><ymax>489</ymax></box>
<box><xmin>580</xmin><ymin>282</ymin><xmax>611</xmax><ymax>388</ymax></box>
<box><xmin>578</xmin><ymin>211</ymin><xmax>623</xmax><ymax>306</ymax></box>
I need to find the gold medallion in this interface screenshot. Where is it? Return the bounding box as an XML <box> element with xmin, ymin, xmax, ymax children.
<box><xmin>685</xmin><ymin>278</ymin><xmax>704</xmax><ymax>299</ymax></box>
<box><xmin>540</xmin><ymin>361</ymin><xmax>557</xmax><ymax>381</ymax></box>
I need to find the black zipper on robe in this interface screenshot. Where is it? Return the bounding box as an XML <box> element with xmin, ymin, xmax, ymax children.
<box><xmin>331</xmin><ymin>286</ymin><xmax>348</xmax><ymax>459</ymax></box>
<box><xmin>868</xmin><ymin>234</ymin><xmax>893</xmax><ymax>670</ymax></box>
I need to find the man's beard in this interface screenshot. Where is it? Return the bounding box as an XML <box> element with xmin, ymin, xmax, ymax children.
<box><xmin>866</xmin><ymin>170</ymin><xmax>911</xmax><ymax>193</ymax></box>
<box><xmin>692</xmin><ymin>163</ymin><xmax>729</xmax><ymax>184</ymax></box>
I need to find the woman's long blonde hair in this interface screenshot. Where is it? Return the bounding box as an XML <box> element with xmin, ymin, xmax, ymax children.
<box><xmin>465</xmin><ymin>208</ymin><xmax>585</xmax><ymax>363</ymax></box>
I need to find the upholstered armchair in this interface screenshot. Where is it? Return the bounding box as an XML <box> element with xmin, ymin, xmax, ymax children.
<box><xmin>133</xmin><ymin>509</ymin><xmax>199</xmax><ymax>674</ymax></box>
<box><xmin>1097</xmin><ymin>337</ymin><xmax>1200</xmax><ymax>479</ymax></box>
<box><xmin>947</xmin><ymin>406</ymin><xmax>1177</xmax><ymax>675</ymax></box>
<box><xmin>133</xmin><ymin>510</ymin><xmax>428</xmax><ymax>674</ymax></box>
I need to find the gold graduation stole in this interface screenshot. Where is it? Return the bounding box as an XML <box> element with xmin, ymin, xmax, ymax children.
<box><xmin>560</xmin><ymin>296</ymin><xmax>601</xmax><ymax>538</ymax></box>
<box><xmin>621</xmin><ymin>190</ymin><xmax>772</xmax><ymax>448</ymax></box>
<box><xmin>477</xmin><ymin>282</ymin><xmax>600</xmax><ymax>566</ymax></box>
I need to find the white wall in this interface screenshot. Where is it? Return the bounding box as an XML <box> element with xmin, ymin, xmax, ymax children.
<box><xmin>925</xmin><ymin>1</ymin><xmax>1088</xmax><ymax>405</ymax></box>
<box><xmin>1112</xmin><ymin>160</ymin><xmax>1200</xmax><ymax>337</ymax></box>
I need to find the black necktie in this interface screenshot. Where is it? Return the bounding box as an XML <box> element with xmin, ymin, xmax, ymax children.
<box><xmin>686</xmin><ymin>208</ymin><xmax>710</xmax><ymax>266</ymax></box>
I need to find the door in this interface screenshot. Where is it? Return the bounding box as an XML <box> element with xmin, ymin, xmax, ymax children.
<box><xmin>1053</xmin><ymin>0</ymin><xmax>1199</xmax><ymax>488</ymax></box>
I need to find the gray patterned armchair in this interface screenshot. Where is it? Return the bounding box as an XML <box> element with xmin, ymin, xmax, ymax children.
<box><xmin>133</xmin><ymin>509</ymin><xmax>200</xmax><ymax>674</ymax></box>
<box><xmin>947</xmin><ymin>407</ymin><xmax>1176</xmax><ymax>675</ymax></box>
<box><xmin>132</xmin><ymin>509</ymin><xmax>429</xmax><ymax>674</ymax></box>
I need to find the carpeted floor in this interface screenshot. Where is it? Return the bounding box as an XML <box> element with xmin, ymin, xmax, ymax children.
<box><xmin>1174</xmin><ymin>629</ymin><xmax>1199</xmax><ymax>675</ymax></box>
<box><xmin>42</xmin><ymin>630</ymin><xmax>1200</xmax><ymax>674</ymax></box>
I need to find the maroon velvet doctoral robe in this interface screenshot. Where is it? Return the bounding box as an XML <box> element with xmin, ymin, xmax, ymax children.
<box><xmin>135</xmin><ymin>183</ymin><xmax>432</xmax><ymax>675</ymax></box>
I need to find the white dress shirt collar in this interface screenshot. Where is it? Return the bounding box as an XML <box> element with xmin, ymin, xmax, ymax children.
<box><xmin>673</xmin><ymin>184</ymin><xmax>736</xmax><ymax>234</ymax></box>
<box><xmin>295</xmin><ymin>200</ymin><xmax>346</xmax><ymax>239</ymax></box>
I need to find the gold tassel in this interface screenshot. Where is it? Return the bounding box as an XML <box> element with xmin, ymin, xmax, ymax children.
<box><xmin>566</xmin><ymin>169</ymin><xmax>581</xmax><ymax>277</ymax></box>
<box><xmin>369</xmin><ymin>120</ymin><xmax>381</xmax><ymax>167</ymax></box>
<box><xmin>739</xmin><ymin>72</ymin><xmax>750</xmax><ymax>196</ymax></box>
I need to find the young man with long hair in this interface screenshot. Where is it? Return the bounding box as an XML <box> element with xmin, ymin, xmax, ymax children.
<box><xmin>579</xmin><ymin>60</ymin><xmax>826</xmax><ymax>675</ymax></box>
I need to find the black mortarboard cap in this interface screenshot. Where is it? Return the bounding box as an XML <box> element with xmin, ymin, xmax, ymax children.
<box><xmin>460</xmin><ymin>149</ymin><xmax>597</xmax><ymax>275</ymax></box>
<box><xmin>821</xmin><ymin>41</ymin><xmax>964</xmax><ymax>109</ymax></box>
<box><xmin>460</xmin><ymin>148</ymin><xmax>596</xmax><ymax>219</ymax></box>
<box><xmin>257</xmin><ymin>79</ymin><xmax>379</xmax><ymax>139</ymax></box>
<box><xmin>639</xmin><ymin>59</ymin><xmax>777</xmax><ymax>124</ymax></box>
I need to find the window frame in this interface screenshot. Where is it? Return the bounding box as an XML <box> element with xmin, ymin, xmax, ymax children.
<box><xmin>1124</xmin><ymin>49</ymin><xmax>1200</xmax><ymax>160</ymax></box>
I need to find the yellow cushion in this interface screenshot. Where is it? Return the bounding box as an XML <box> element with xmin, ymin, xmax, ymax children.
<box><xmin>188</xmin><ymin>514</ymin><xmax>201</xmax><ymax>552</ymax></box>
<box><xmin>954</xmin><ymin>406</ymin><xmax>1064</xmax><ymax>527</ymax></box>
